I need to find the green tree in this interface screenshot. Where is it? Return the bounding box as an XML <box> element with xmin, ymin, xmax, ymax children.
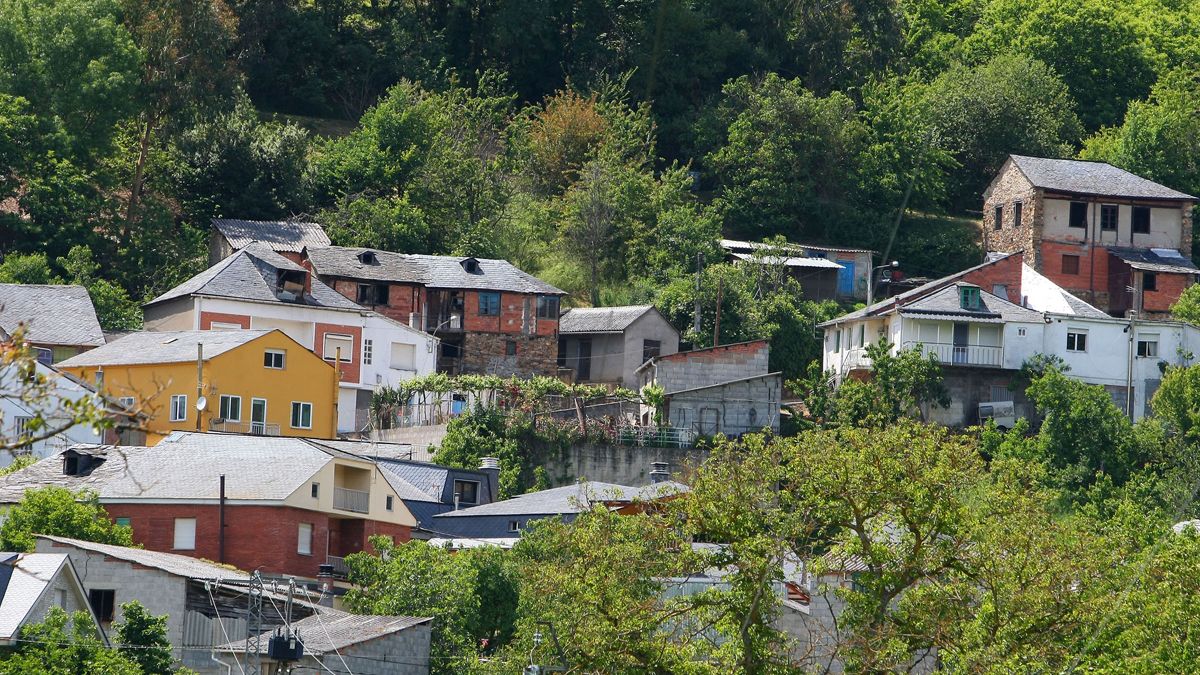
<box><xmin>57</xmin><ymin>246</ymin><xmax>142</xmax><ymax>330</ymax></box>
<box><xmin>1170</xmin><ymin>283</ymin><xmax>1200</xmax><ymax>324</ymax></box>
<box><xmin>1148</xmin><ymin>361</ymin><xmax>1200</xmax><ymax>447</ymax></box>
<box><xmin>431</xmin><ymin>407</ymin><xmax>524</xmax><ymax>499</ymax></box>
<box><xmin>0</xmin><ymin>607</ymin><xmax>141</xmax><ymax>674</ymax></box>
<box><xmin>0</xmin><ymin>487</ymin><xmax>135</xmax><ymax>552</ymax></box>
<box><xmin>0</xmin><ymin>252</ymin><xmax>54</xmax><ymax>284</ymax></box>
<box><xmin>114</xmin><ymin>600</ymin><xmax>174</xmax><ymax>674</ymax></box>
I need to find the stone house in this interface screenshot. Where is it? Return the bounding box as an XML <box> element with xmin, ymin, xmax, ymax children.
<box><xmin>721</xmin><ymin>239</ymin><xmax>875</xmax><ymax>301</ymax></box>
<box><xmin>0</xmin><ymin>284</ymin><xmax>105</xmax><ymax>364</ymax></box>
<box><xmin>209</xmin><ymin>218</ymin><xmax>330</xmax><ymax>266</ymax></box>
<box><xmin>636</xmin><ymin>340</ymin><xmax>783</xmax><ymax>439</ymax></box>
<box><xmin>982</xmin><ymin>155</ymin><xmax>1198</xmax><ymax>317</ymax></box>
<box><xmin>304</xmin><ymin>246</ymin><xmax>565</xmax><ymax>377</ymax></box>
<box><xmin>558</xmin><ymin>305</ymin><xmax>680</xmax><ymax>387</ymax></box>
<box><xmin>0</xmin><ymin>551</ymin><xmax>104</xmax><ymax>648</ymax></box>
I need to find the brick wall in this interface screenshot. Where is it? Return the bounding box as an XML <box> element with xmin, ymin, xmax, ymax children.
<box><xmin>1143</xmin><ymin>271</ymin><xmax>1191</xmax><ymax>315</ymax></box>
<box><xmin>1040</xmin><ymin>241</ymin><xmax>1111</xmax><ymax>308</ymax></box>
<box><xmin>329</xmin><ymin>279</ymin><xmax>424</xmax><ymax>326</ymax></box>
<box><xmin>199</xmin><ymin>311</ymin><xmax>251</xmax><ymax>329</ymax></box>
<box><xmin>460</xmin><ymin>333</ymin><xmax>558</xmax><ymax>376</ymax></box>
<box><xmin>105</xmin><ymin>503</ymin><xmax>410</xmax><ymax>579</ymax></box>
<box><xmin>314</xmin><ymin>322</ymin><xmax>363</xmax><ymax>383</ymax></box>
<box><xmin>960</xmin><ymin>251</ymin><xmax>1024</xmax><ymax>304</ymax></box>
<box><xmin>981</xmin><ymin>164</ymin><xmax>1040</xmax><ymax>257</ymax></box>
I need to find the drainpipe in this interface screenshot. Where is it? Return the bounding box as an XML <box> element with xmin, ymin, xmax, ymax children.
<box><xmin>218</xmin><ymin>475</ymin><xmax>226</xmax><ymax>563</ymax></box>
<box><xmin>196</xmin><ymin>344</ymin><xmax>204</xmax><ymax>432</ymax></box>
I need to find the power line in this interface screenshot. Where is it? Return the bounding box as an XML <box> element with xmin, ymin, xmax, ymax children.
<box><xmin>205</xmin><ymin>580</ymin><xmax>247</xmax><ymax>675</ymax></box>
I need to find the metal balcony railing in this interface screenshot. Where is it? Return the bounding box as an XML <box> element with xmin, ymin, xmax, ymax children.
<box><xmin>615</xmin><ymin>425</ymin><xmax>696</xmax><ymax>448</ymax></box>
<box><xmin>209</xmin><ymin>420</ymin><xmax>281</xmax><ymax>436</ymax></box>
<box><xmin>902</xmin><ymin>341</ymin><xmax>1003</xmax><ymax>368</ymax></box>
<box><xmin>333</xmin><ymin>487</ymin><xmax>370</xmax><ymax>513</ymax></box>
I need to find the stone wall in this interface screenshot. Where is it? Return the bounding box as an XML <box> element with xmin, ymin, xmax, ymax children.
<box><xmin>460</xmin><ymin>332</ymin><xmax>558</xmax><ymax>377</ymax></box>
<box><xmin>925</xmin><ymin>366</ymin><xmax>1034</xmax><ymax>428</ymax></box>
<box><xmin>981</xmin><ymin>163</ymin><xmax>1040</xmax><ymax>258</ymax></box>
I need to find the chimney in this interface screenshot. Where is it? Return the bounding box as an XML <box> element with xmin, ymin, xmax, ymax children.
<box><xmin>649</xmin><ymin>461</ymin><xmax>669</xmax><ymax>484</ymax></box>
<box><xmin>479</xmin><ymin>457</ymin><xmax>500</xmax><ymax>503</ymax></box>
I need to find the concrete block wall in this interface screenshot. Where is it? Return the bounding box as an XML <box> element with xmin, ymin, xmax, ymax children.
<box><xmin>653</xmin><ymin>341</ymin><xmax>770</xmax><ymax>393</ymax></box>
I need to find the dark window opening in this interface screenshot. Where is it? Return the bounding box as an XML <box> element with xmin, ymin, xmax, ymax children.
<box><xmin>557</xmin><ymin>339</ymin><xmax>567</xmax><ymax>368</ymax></box>
<box><xmin>1013</xmin><ymin>202</ymin><xmax>1023</xmax><ymax>228</ymax></box>
<box><xmin>1100</xmin><ymin>204</ymin><xmax>1118</xmax><ymax>231</ymax></box>
<box><xmin>460</xmin><ymin>258</ymin><xmax>481</xmax><ymax>274</ymax></box>
<box><xmin>505</xmin><ymin>340</ymin><xmax>517</xmax><ymax>356</ymax></box>
<box><xmin>1069</xmin><ymin>201</ymin><xmax>1088</xmax><ymax>229</ymax></box>
<box><xmin>536</xmin><ymin>295</ymin><xmax>559</xmax><ymax>319</ymax></box>
<box><xmin>478</xmin><ymin>292</ymin><xmax>500</xmax><ymax>316</ymax></box>
<box><xmin>356</xmin><ymin>251</ymin><xmax>378</xmax><ymax>265</ymax></box>
<box><xmin>642</xmin><ymin>339</ymin><xmax>662</xmax><ymax>363</ymax></box>
<box><xmin>1132</xmin><ymin>206</ymin><xmax>1151</xmax><ymax>234</ymax></box>
<box><xmin>89</xmin><ymin>589</ymin><xmax>115</xmax><ymax>622</ymax></box>
<box><xmin>453</xmin><ymin>480</ymin><xmax>480</xmax><ymax>505</ymax></box>
<box><xmin>1062</xmin><ymin>254</ymin><xmax>1080</xmax><ymax>275</ymax></box>
<box><xmin>1143</xmin><ymin>273</ymin><xmax>1158</xmax><ymax>292</ymax></box>
<box><xmin>356</xmin><ymin>283</ymin><xmax>388</xmax><ymax>305</ymax></box>
<box><xmin>993</xmin><ymin>205</ymin><xmax>1003</xmax><ymax>231</ymax></box>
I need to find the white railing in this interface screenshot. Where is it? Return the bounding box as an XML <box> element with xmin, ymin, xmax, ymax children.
<box><xmin>903</xmin><ymin>341</ymin><xmax>1003</xmax><ymax>368</ymax></box>
<box><xmin>615</xmin><ymin>425</ymin><xmax>696</xmax><ymax>448</ymax></box>
<box><xmin>840</xmin><ymin>347</ymin><xmax>872</xmax><ymax>370</ymax></box>
<box><xmin>333</xmin><ymin>487</ymin><xmax>370</xmax><ymax>513</ymax></box>
<box><xmin>209</xmin><ymin>420</ymin><xmax>281</xmax><ymax>436</ymax></box>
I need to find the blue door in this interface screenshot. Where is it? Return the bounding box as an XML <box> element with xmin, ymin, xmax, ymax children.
<box><xmin>837</xmin><ymin>261</ymin><xmax>855</xmax><ymax>296</ymax></box>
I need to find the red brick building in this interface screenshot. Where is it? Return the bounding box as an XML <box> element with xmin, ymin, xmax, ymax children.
<box><xmin>305</xmin><ymin>246</ymin><xmax>566</xmax><ymax>376</ymax></box>
<box><xmin>982</xmin><ymin>155</ymin><xmax>1198</xmax><ymax>318</ymax></box>
<box><xmin>0</xmin><ymin>432</ymin><xmax>416</xmax><ymax>580</ymax></box>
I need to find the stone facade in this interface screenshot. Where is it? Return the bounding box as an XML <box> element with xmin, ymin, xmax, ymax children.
<box><xmin>459</xmin><ymin>332</ymin><xmax>558</xmax><ymax>377</ymax></box>
<box><xmin>982</xmin><ymin>164</ymin><xmax>1041</xmax><ymax>261</ymax></box>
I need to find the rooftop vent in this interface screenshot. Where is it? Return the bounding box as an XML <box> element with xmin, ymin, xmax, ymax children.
<box><xmin>62</xmin><ymin>448</ymin><xmax>106</xmax><ymax>477</ymax></box>
<box><xmin>649</xmin><ymin>461</ymin><xmax>670</xmax><ymax>484</ymax></box>
<box><xmin>479</xmin><ymin>457</ymin><xmax>500</xmax><ymax>470</ymax></box>
<box><xmin>460</xmin><ymin>257</ymin><xmax>481</xmax><ymax>274</ymax></box>
<box><xmin>357</xmin><ymin>250</ymin><xmax>379</xmax><ymax>265</ymax></box>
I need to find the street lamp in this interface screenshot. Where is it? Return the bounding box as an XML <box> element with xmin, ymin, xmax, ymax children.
<box><xmin>866</xmin><ymin>260</ymin><xmax>899</xmax><ymax>306</ymax></box>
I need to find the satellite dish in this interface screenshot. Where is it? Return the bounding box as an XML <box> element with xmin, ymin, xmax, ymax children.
<box><xmin>196</xmin><ymin>396</ymin><xmax>208</xmax><ymax>411</ymax></box>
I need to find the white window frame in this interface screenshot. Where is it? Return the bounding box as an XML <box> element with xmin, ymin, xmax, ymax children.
<box><xmin>173</xmin><ymin>518</ymin><xmax>196</xmax><ymax>550</ymax></box>
<box><xmin>297</xmin><ymin>523</ymin><xmax>313</xmax><ymax>556</ymax></box>
<box><xmin>323</xmin><ymin>334</ymin><xmax>354</xmax><ymax>363</ymax></box>
<box><xmin>290</xmin><ymin>401</ymin><xmax>313</xmax><ymax>430</ymax></box>
<box><xmin>13</xmin><ymin>416</ymin><xmax>33</xmax><ymax>440</ymax></box>
<box><xmin>1066</xmin><ymin>330</ymin><xmax>1088</xmax><ymax>353</ymax></box>
<box><xmin>1137</xmin><ymin>335</ymin><xmax>1159</xmax><ymax>358</ymax></box>
<box><xmin>117</xmin><ymin>396</ymin><xmax>136</xmax><ymax>410</ymax></box>
<box><xmin>362</xmin><ymin>339</ymin><xmax>373</xmax><ymax>365</ymax></box>
<box><xmin>209</xmin><ymin>321</ymin><xmax>243</xmax><ymax>330</ymax></box>
<box><xmin>264</xmin><ymin>350</ymin><xmax>286</xmax><ymax>369</ymax></box>
<box><xmin>218</xmin><ymin>394</ymin><xmax>242</xmax><ymax>422</ymax></box>
<box><xmin>169</xmin><ymin>395</ymin><xmax>188</xmax><ymax>422</ymax></box>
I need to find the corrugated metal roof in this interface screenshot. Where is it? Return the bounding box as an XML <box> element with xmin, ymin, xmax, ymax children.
<box><xmin>559</xmin><ymin>305</ymin><xmax>656</xmax><ymax>334</ymax></box>
<box><xmin>1009</xmin><ymin>155</ymin><xmax>1196</xmax><ymax>201</ymax></box>
<box><xmin>1108</xmin><ymin>247</ymin><xmax>1200</xmax><ymax>275</ymax></box>
<box><xmin>306</xmin><ymin>246</ymin><xmax>565</xmax><ymax>295</ymax></box>
<box><xmin>729</xmin><ymin>252</ymin><xmax>844</xmax><ymax>269</ymax></box>
<box><xmin>0</xmin><ymin>284</ymin><xmax>105</xmax><ymax>347</ymax></box>
<box><xmin>57</xmin><ymin>329</ymin><xmax>274</xmax><ymax>368</ymax></box>
<box><xmin>211</xmin><ymin>219</ymin><xmax>331</xmax><ymax>253</ymax></box>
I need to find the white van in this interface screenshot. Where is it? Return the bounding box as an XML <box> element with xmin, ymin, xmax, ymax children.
<box><xmin>978</xmin><ymin>400</ymin><xmax>1016</xmax><ymax>431</ymax></box>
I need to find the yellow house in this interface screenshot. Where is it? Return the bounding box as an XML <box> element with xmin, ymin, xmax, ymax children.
<box><xmin>58</xmin><ymin>330</ymin><xmax>338</xmax><ymax>443</ymax></box>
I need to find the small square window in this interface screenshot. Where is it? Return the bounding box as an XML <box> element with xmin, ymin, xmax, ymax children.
<box><xmin>169</xmin><ymin>395</ymin><xmax>188</xmax><ymax>422</ymax></box>
<box><xmin>290</xmin><ymin>402</ymin><xmax>313</xmax><ymax>429</ymax></box>
<box><xmin>1066</xmin><ymin>331</ymin><xmax>1088</xmax><ymax>353</ymax></box>
<box><xmin>1062</xmin><ymin>254</ymin><xmax>1080</xmax><ymax>275</ymax></box>
<box><xmin>642</xmin><ymin>340</ymin><xmax>661</xmax><ymax>363</ymax></box>
<box><xmin>115</xmin><ymin>517</ymin><xmax>131</xmax><ymax>529</ymax></box>
<box><xmin>508</xmin><ymin>520</ymin><xmax>520</xmax><ymax>533</ymax></box>
<box><xmin>311</xmin><ymin>482</ymin><xmax>319</xmax><ymax>499</ymax></box>
<box><xmin>356</xmin><ymin>283</ymin><xmax>388</xmax><ymax>305</ymax></box>
<box><xmin>117</xmin><ymin>396</ymin><xmax>135</xmax><ymax>410</ymax></box>
<box><xmin>1132</xmin><ymin>206</ymin><xmax>1151</xmax><ymax>234</ymax></box>
<box><xmin>453</xmin><ymin>480</ymin><xmax>480</xmax><ymax>505</ymax></box>
<box><xmin>1137</xmin><ymin>339</ymin><xmax>1158</xmax><ymax>358</ymax></box>
<box><xmin>264</xmin><ymin>350</ymin><xmax>285</xmax><ymax>369</ymax></box>
<box><xmin>386</xmin><ymin>495</ymin><xmax>394</xmax><ymax>511</ymax></box>
<box><xmin>173</xmin><ymin>517</ymin><xmax>196</xmax><ymax>550</ymax></box>
<box><xmin>322</xmin><ymin>334</ymin><xmax>353</xmax><ymax>362</ymax></box>
<box><xmin>1100</xmin><ymin>204</ymin><xmax>1118</xmax><ymax>231</ymax></box>
<box><xmin>536</xmin><ymin>295</ymin><xmax>559</xmax><ymax>319</ymax></box>
<box><xmin>1069</xmin><ymin>201</ymin><xmax>1088</xmax><ymax>228</ymax></box>
<box><xmin>88</xmin><ymin>589</ymin><xmax>115</xmax><ymax>622</ymax></box>
<box><xmin>478</xmin><ymin>292</ymin><xmax>500</xmax><ymax>316</ymax></box>
<box><xmin>1143</xmin><ymin>273</ymin><xmax>1157</xmax><ymax>292</ymax></box>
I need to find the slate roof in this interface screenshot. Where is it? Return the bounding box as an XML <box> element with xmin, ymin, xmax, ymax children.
<box><xmin>0</xmin><ymin>553</ymin><xmax>88</xmax><ymax>641</ymax></box>
<box><xmin>305</xmin><ymin>246</ymin><xmax>565</xmax><ymax>295</ymax></box>
<box><xmin>898</xmin><ymin>283</ymin><xmax>1044</xmax><ymax>323</ymax></box>
<box><xmin>57</xmin><ymin>329</ymin><xmax>273</xmax><ymax>368</ymax></box>
<box><xmin>559</xmin><ymin>305</ymin><xmax>657</xmax><ymax>334</ymax></box>
<box><xmin>0</xmin><ymin>284</ymin><xmax>105</xmax><ymax>347</ymax></box>
<box><xmin>0</xmin><ymin>432</ymin><xmax>367</xmax><ymax>504</ymax></box>
<box><xmin>218</xmin><ymin>610</ymin><xmax>431</xmax><ymax>655</ymax></box>
<box><xmin>145</xmin><ymin>244</ymin><xmax>363</xmax><ymax>311</ymax></box>
<box><xmin>435</xmin><ymin>480</ymin><xmax>687</xmax><ymax>518</ymax></box>
<box><xmin>375</xmin><ymin>461</ymin><xmax>449</xmax><ymax>503</ymax></box>
<box><xmin>211</xmin><ymin>219</ymin><xmax>331</xmax><ymax>253</ymax></box>
<box><xmin>1108</xmin><ymin>247</ymin><xmax>1200</xmax><ymax>275</ymax></box>
<box><xmin>36</xmin><ymin>535</ymin><xmax>248</xmax><ymax>581</ymax></box>
<box><xmin>1008</xmin><ymin>155</ymin><xmax>1196</xmax><ymax>201</ymax></box>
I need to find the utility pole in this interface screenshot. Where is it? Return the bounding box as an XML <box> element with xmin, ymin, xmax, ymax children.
<box><xmin>1126</xmin><ymin>283</ymin><xmax>1139</xmax><ymax>420</ymax></box>
<box><xmin>245</xmin><ymin>572</ymin><xmax>264</xmax><ymax>675</ymax></box>
<box><xmin>713</xmin><ymin>277</ymin><xmax>723</xmax><ymax>348</ymax></box>
<box><xmin>693</xmin><ymin>252</ymin><xmax>702</xmax><ymax>337</ymax></box>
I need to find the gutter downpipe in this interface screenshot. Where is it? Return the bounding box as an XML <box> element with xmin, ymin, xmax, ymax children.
<box><xmin>218</xmin><ymin>475</ymin><xmax>226</xmax><ymax>564</ymax></box>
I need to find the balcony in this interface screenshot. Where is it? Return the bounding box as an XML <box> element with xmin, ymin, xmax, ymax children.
<box><xmin>208</xmin><ymin>420</ymin><xmax>280</xmax><ymax>436</ymax></box>
<box><xmin>333</xmin><ymin>487</ymin><xmax>370</xmax><ymax>513</ymax></box>
<box><xmin>902</xmin><ymin>341</ymin><xmax>1002</xmax><ymax>368</ymax></box>
<box><xmin>326</xmin><ymin>555</ymin><xmax>350</xmax><ymax>579</ymax></box>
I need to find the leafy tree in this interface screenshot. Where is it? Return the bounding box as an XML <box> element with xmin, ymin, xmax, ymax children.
<box><xmin>0</xmin><ymin>252</ymin><xmax>54</xmax><ymax>284</ymax></box>
<box><xmin>114</xmin><ymin>600</ymin><xmax>174</xmax><ymax>674</ymax></box>
<box><xmin>320</xmin><ymin>195</ymin><xmax>432</xmax><ymax>255</ymax></box>
<box><xmin>57</xmin><ymin>246</ymin><xmax>142</xmax><ymax>330</ymax></box>
<box><xmin>432</xmin><ymin>407</ymin><xmax>524</xmax><ymax>499</ymax></box>
<box><xmin>0</xmin><ymin>607</ymin><xmax>141</xmax><ymax>674</ymax></box>
<box><xmin>1170</xmin><ymin>282</ymin><xmax>1200</xmax><ymax>325</ymax></box>
<box><xmin>1148</xmin><ymin>361</ymin><xmax>1200</xmax><ymax>447</ymax></box>
<box><xmin>0</xmin><ymin>486</ymin><xmax>135</xmax><ymax>552</ymax></box>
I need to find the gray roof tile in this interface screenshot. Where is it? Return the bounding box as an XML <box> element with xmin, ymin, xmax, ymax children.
<box><xmin>36</xmin><ymin>535</ymin><xmax>249</xmax><ymax>581</ymax></box>
<box><xmin>1009</xmin><ymin>155</ymin><xmax>1196</xmax><ymax>201</ymax></box>
<box><xmin>0</xmin><ymin>284</ymin><xmax>104</xmax><ymax>347</ymax></box>
<box><xmin>211</xmin><ymin>219</ymin><xmax>331</xmax><ymax>253</ymax></box>
<box><xmin>559</xmin><ymin>305</ymin><xmax>656</xmax><ymax>334</ymax></box>
<box><xmin>435</xmin><ymin>480</ymin><xmax>687</xmax><ymax>518</ymax></box>
<box><xmin>306</xmin><ymin>246</ymin><xmax>565</xmax><ymax>295</ymax></box>
<box><xmin>58</xmin><ymin>329</ymin><xmax>274</xmax><ymax>367</ymax></box>
<box><xmin>898</xmin><ymin>283</ymin><xmax>1044</xmax><ymax>323</ymax></box>
<box><xmin>218</xmin><ymin>610</ymin><xmax>431</xmax><ymax>655</ymax></box>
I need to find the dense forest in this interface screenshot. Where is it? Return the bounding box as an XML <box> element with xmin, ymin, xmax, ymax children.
<box><xmin>3</xmin><ymin>0</ymin><xmax>1200</xmax><ymax>347</ymax></box>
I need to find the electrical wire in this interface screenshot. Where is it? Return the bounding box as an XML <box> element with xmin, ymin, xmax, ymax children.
<box><xmin>298</xmin><ymin>586</ymin><xmax>356</xmax><ymax>675</ymax></box>
<box><xmin>261</xmin><ymin>591</ymin><xmax>342</xmax><ymax>675</ymax></box>
<box><xmin>205</xmin><ymin>580</ymin><xmax>247</xmax><ymax>675</ymax></box>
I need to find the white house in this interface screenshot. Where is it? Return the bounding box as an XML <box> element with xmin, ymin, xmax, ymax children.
<box><xmin>820</xmin><ymin>254</ymin><xmax>1200</xmax><ymax>425</ymax></box>
<box><xmin>142</xmin><ymin>244</ymin><xmax>438</xmax><ymax>433</ymax></box>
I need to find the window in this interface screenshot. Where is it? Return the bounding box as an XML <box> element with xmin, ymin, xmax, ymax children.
<box><xmin>992</xmin><ymin>284</ymin><xmax>1008</xmax><ymax>298</ymax></box>
<box><xmin>290</xmin><ymin>402</ymin><xmax>313</xmax><ymax>429</ymax></box>
<box><xmin>13</xmin><ymin>416</ymin><xmax>33</xmax><ymax>441</ymax></box>
<box><xmin>1100</xmin><ymin>204</ymin><xmax>1118</xmax><ymax>231</ymax></box>
<box><xmin>1137</xmin><ymin>338</ymin><xmax>1159</xmax><ymax>358</ymax></box>
<box><xmin>642</xmin><ymin>340</ymin><xmax>662</xmax><ymax>363</ymax></box>
<box><xmin>478</xmin><ymin>291</ymin><xmax>500</xmax><ymax>316</ymax></box>
<box><xmin>297</xmin><ymin>523</ymin><xmax>312</xmax><ymax>556</ymax></box>
<box><xmin>1069</xmin><ymin>201</ymin><xmax>1088</xmax><ymax>229</ymax></box>
<box><xmin>536</xmin><ymin>295</ymin><xmax>559</xmax><ymax>319</ymax></box>
<box><xmin>1013</xmin><ymin>201</ymin><xmax>1023</xmax><ymax>228</ymax></box>
<box><xmin>88</xmin><ymin>589</ymin><xmax>115</xmax><ymax>622</ymax></box>
<box><xmin>209</xmin><ymin>321</ymin><xmax>242</xmax><ymax>330</ymax></box>
<box><xmin>959</xmin><ymin>286</ymin><xmax>982</xmax><ymax>310</ymax></box>
<box><xmin>508</xmin><ymin>520</ymin><xmax>521</xmax><ymax>533</ymax></box>
<box><xmin>34</xmin><ymin>348</ymin><xmax>52</xmax><ymax>366</ymax></box>
<box><xmin>311</xmin><ymin>482</ymin><xmax>319</xmax><ymax>499</ymax></box>
<box><xmin>390</xmin><ymin>343</ymin><xmax>416</xmax><ymax>370</ymax></box>
<box><xmin>362</xmin><ymin>339</ymin><xmax>373</xmax><ymax>365</ymax></box>
<box><xmin>1018</xmin><ymin>327</ymin><xmax>1027</xmax><ymax>337</ymax></box>
<box><xmin>993</xmin><ymin>205</ymin><xmax>1003</xmax><ymax>231</ymax></box>
<box><xmin>115</xmin><ymin>517</ymin><xmax>131</xmax><ymax>529</ymax></box>
<box><xmin>169</xmin><ymin>395</ymin><xmax>187</xmax><ymax>422</ymax></box>
<box><xmin>117</xmin><ymin>396</ymin><xmax>135</xmax><ymax>410</ymax></box>
<box><xmin>834</xmin><ymin>330</ymin><xmax>841</xmax><ymax>352</ymax></box>
<box><xmin>990</xmin><ymin>385</ymin><xmax>1013</xmax><ymax>403</ymax></box>
<box><xmin>1062</xmin><ymin>254</ymin><xmax>1080</xmax><ymax>275</ymax></box>
<box><xmin>1132</xmin><ymin>205</ymin><xmax>1151</xmax><ymax>234</ymax></box>
<box><xmin>453</xmin><ymin>479</ymin><xmax>480</xmax><ymax>505</ymax></box>
<box><xmin>173</xmin><ymin>518</ymin><xmax>196</xmax><ymax>550</ymax></box>
<box><xmin>323</xmin><ymin>334</ymin><xmax>353</xmax><ymax>362</ymax></box>
<box><xmin>356</xmin><ymin>283</ymin><xmax>388</xmax><ymax>305</ymax></box>
<box><xmin>1143</xmin><ymin>272</ymin><xmax>1158</xmax><ymax>292</ymax></box>
<box><xmin>386</xmin><ymin>495</ymin><xmax>394</xmax><ymax>511</ymax></box>
<box><xmin>505</xmin><ymin>340</ymin><xmax>517</xmax><ymax>356</ymax></box>
<box><xmin>357</xmin><ymin>250</ymin><xmax>378</xmax><ymax>265</ymax></box>
<box><xmin>1066</xmin><ymin>330</ymin><xmax>1088</xmax><ymax>352</ymax></box>
<box><xmin>218</xmin><ymin>395</ymin><xmax>241</xmax><ymax>422</ymax></box>
<box><xmin>264</xmin><ymin>350</ymin><xmax>285</xmax><ymax>369</ymax></box>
